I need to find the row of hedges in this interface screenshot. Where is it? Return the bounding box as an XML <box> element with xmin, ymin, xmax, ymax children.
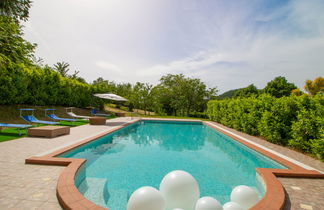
<box><xmin>0</xmin><ymin>15</ymin><xmax>107</xmax><ymax>108</ymax></box>
<box><xmin>206</xmin><ymin>94</ymin><xmax>324</xmax><ymax>160</ymax></box>
<box><xmin>0</xmin><ymin>57</ymin><xmax>95</xmax><ymax>107</ymax></box>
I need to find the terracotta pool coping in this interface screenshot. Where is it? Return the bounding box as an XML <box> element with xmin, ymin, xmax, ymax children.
<box><xmin>204</xmin><ymin>121</ymin><xmax>324</xmax><ymax>210</ymax></box>
<box><xmin>25</xmin><ymin>119</ymin><xmax>324</xmax><ymax>210</ymax></box>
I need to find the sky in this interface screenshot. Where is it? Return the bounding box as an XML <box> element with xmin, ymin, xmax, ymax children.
<box><xmin>23</xmin><ymin>0</ymin><xmax>324</xmax><ymax>93</ymax></box>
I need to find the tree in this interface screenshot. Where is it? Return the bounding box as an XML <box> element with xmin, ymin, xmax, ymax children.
<box><xmin>0</xmin><ymin>0</ymin><xmax>32</xmax><ymax>22</ymax></box>
<box><xmin>131</xmin><ymin>82</ymin><xmax>153</xmax><ymax>114</ymax></box>
<box><xmin>53</xmin><ymin>61</ymin><xmax>70</xmax><ymax>77</ymax></box>
<box><xmin>53</xmin><ymin>61</ymin><xmax>87</xmax><ymax>82</ymax></box>
<box><xmin>291</xmin><ymin>88</ymin><xmax>303</xmax><ymax>96</ymax></box>
<box><xmin>70</xmin><ymin>70</ymin><xmax>79</xmax><ymax>79</ymax></box>
<box><xmin>234</xmin><ymin>84</ymin><xmax>259</xmax><ymax>98</ymax></box>
<box><xmin>115</xmin><ymin>83</ymin><xmax>133</xmax><ymax>99</ymax></box>
<box><xmin>0</xmin><ymin>16</ymin><xmax>36</xmax><ymax>64</ymax></box>
<box><xmin>92</xmin><ymin>77</ymin><xmax>106</xmax><ymax>85</ymax></box>
<box><xmin>263</xmin><ymin>76</ymin><xmax>297</xmax><ymax>98</ymax></box>
<box><xmin>304</xmin><ymin>77</ymin><xmax>324</xmax><ymax>96</ymax></box>
<box><xmin>154</xmin><ymin>74</ymin><xmax>217</xmax><ymax>116</ymax></box>
<box><xmin>92</xmin><ymin>77</ymin><xmax>116</xmax><ymax>92</ymax></box>
<box><xmin>69</xmin><ymin>70</ymin><xmax>87</xmax><ymax>83</ymax></box>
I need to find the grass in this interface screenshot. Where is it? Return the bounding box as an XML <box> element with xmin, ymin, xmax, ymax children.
<box><xmin>0</xmin><ymin>127</ymin><xmax>29</xmax><ymax>142</ymax></box>
<box><xmin>57</xmin><ymin>120</ymin><xmax>89</xmax><ymax>127</ymax></box>
<box><xmin>0</xmin><ymin>103</ymin><xmax>204</xmax><ymax>142</ymax></box>
<box><xmin>0</xmin><ymin>120</ymin><xmax>89</xmax><ymax>142</ymax></box>
<box><xmin>0</xmin><ymin>104</ymin><xmax>114</xmax><ymax>142</ymax></box>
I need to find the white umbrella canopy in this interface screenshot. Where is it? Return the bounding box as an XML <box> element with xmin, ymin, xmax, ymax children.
<box><xmin>94</xmin><ymin>93</ymin><xmax>128</xmax><ymax>101</ymax></box>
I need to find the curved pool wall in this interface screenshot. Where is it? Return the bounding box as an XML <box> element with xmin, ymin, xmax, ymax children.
<box><xmin>59</xmin><ymin>120</ymin><xmax>286</xmax><ymax>209</ymax></box>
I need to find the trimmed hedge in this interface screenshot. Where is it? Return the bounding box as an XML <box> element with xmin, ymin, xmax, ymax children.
<box><xmin>0</xmin><ymin>60</ymin><xmax>94</xmax><ymax>107</ymax></box>
<box><xmin>207</xmin><ymin>94</ymin><xmax>324</xmax><ymax>160</ymax></box>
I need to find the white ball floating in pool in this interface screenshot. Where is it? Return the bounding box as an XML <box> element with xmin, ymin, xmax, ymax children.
<box><xmin>195</xmin><ymin>196</ymin><xmax>223</xmax><ymax>210</ymax></box>
<box><xmin>127</xmin><ymin>186</ymin><xmax>165</xmax><ymax>210</ymax></box>
<box><xmin>160</xmin><ymin>170</ymin><xmax>200</xmax><ymax>210</ymax></box>
<box><xmin>173</xmin><ymin>208</ymin><xmax>184</xmax><ymax>210</ymax></box>
<box><xmin>223</xmin><ymin>202</ymin><xmax>243</xmax><ymax>210</ymax></box>
<box><xmin>230</xmin><ymin>185</ymin><xmax>259</xmax><ymax>209</ymax></box>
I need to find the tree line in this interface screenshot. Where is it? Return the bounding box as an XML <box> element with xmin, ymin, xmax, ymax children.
<box><xmin>1</xmin><ymin>1</ymin><xmax>323</xmax><ymax>159</ymax></box>
<box><xmin>218</xmin><ymin>76</ymin><xmax>323</xmax><ymax>99</ymax></box>
<box><xmin>209</xmin><ymin>77</ymin><xmax>323</xmax><ymax>160</ymax></box>
<box><xmin>0</xmin><ymin>1</ymin><xmax>217</xmax><ymax>116</ymax></box>
<box><xmin>89</xmin><ymin>74</ymin><xmax>217</xmax><ymax>117</ymax></box>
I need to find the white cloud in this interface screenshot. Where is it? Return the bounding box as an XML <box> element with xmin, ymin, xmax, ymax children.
<box><xmin>95</xmin><ymin>61</ymin><xmax>122</xmax><ymax>73</ymax></box>
<box><xmin>138</xmin><ymin>51</ymin><xmax>244</xmax><ymax>78</ymax></box>
<box><xmin>23</xmin><ymin>0</ymin><xmax>324</xmax><ymax>93</ymax></box>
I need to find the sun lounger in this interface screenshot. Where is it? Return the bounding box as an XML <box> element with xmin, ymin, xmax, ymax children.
<box><xmin>47</xmin><ymin>114</ymin><xmax>77</xmax><ymax>122</ymax></box>
<box><xmin>91</xmin><ymin>109</ymin><xmax>110</xmax><ymax>117</ymax></box>
<box><xmin>44</xmin><ymin>109</ymin><xmax>76</xmax><ymax>122</ymax></box>
<box><xmin>67</xmin><ymin>112</ymin><xmax>90</xmax><ymax>119</ymax></box>
<box><xmin>0</xmin><ymin>123</ymin><xmax>32</xmax><ymax>135</ymax></box>
<box><xmin>21</xmin><ymin>115</ymin><xmax>59</xmax><ymax>125</ymax></box>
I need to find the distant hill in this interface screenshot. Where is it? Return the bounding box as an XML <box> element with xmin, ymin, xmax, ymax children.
<box><xmin>217</xmin><ymin>89</ymin><xmax>241</xmax><ymax>99</ymax></box>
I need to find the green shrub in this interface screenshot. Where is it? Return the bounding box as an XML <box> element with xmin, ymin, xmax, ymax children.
<box><xmin>288</xmin><ymin>109</ymin><xmax>316</xmax><ymax>151</ymax></box>
<box><xmin>288</xmin><ymin>95</ymin><xmax>324</xmax><ymax>156</ymax></box>
<box><xmin>207</xmin><ymin>94</ymin><xmax>324</xmax><ymax>159</ymax></box>
<box><xmin>259</xmin><ymin>96</ymin><xmax>299</xmax><ymax>145</ymax></box>
<box><xmin>311</xmin><ymin>138</ymin><xmax>324</xmax><ymax>161</ymax></box>
<box><xmin>0</xmin><ymin>62</ymin><xmax>94</xmax><ymax>107</ymax></box>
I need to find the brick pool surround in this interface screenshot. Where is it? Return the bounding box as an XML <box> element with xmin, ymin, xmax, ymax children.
<box><xmin>25</xmin><ymin>119</ymin><xmax>324</xmax><ymax>210</ymax></box>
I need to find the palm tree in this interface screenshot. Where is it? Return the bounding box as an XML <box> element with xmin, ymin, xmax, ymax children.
<box><xmin>53</xmin><ymin>61</ymin><xmax>70</xmax><ymax>77</ymax></box>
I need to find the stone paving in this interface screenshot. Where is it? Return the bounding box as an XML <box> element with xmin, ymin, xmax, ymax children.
<box><xmin>0</xmin><ymin>118</ymin><xmax>323</xmax><ymax>209</ymax></box>
<box><xmin>280</xmin><ymin>178</ymin><xmax>324</xmax><ymax>210</ymax></box>
<box><xmin>0</xmin><ymin>117</ymin><xmax>135</xmax><ymax>210</ymax></box>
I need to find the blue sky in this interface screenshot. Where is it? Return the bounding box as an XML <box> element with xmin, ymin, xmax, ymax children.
<box><xmin>24</xmin><ymin>0</ymin><xmax>324</xmax><ymax>93</ymax></box>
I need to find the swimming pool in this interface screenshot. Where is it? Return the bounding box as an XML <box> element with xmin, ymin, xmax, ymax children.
<box><xmin>59</xmin><ymin>120</ymin><xmax>286</xmax><ymax>209</ymax></box>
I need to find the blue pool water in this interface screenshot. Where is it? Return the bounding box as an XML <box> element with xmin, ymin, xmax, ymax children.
<box><xmin>59</xmin><ymin>120</ymin><xmax>286</xmax><ymax>209</ymax></box>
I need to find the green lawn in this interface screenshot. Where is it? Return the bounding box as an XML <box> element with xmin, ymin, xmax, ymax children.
<box><xmin>0</xmin><ymin>114</ymin><xmax>203</xmax><ymax>143</ymax></box>
<box><xmin>0</xmin><ymin>127</ymin><xmax>29</xmax><ymax>142</ymax></box>
<box><xmin>57</xmin><ymin>120</ymin><xmax>89</xmax><ymax>127</ymax></box>
<box><xmin>0</xmin><ymin>120</ymin><xmax>89</xmax><ymax>143</ymax></box>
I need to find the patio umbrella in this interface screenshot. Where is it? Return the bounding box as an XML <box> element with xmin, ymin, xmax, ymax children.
<box><xmin>93</xmin><ymin>93</ymin><xmax>128</xmax><ymax>101</ymax></box>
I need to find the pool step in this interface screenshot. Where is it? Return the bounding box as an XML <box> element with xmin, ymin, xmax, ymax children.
<box><xmin>106</xmin><ymin>188</ymin><xmax>129</xmax><ymax>210</ymax></box>
<box><xmin>78</xmin><ymin>177</ymin><xmax>108</xmax><ymax>208</ymax></box>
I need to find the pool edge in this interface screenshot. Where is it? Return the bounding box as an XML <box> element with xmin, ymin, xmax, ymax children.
<box><xmin>25</xmin><ymin>119</ymin><xmax>324</xmax><ymax>210</ymax></box>
<box><xmin>26</xmin><ymin>119</ymin><xmax>141</xmax><ymax>210</ymax></box>
<box><xmin>204</xmin><ymin>121</ymin><xmax>324</xmax><ymax>210</ymax></box>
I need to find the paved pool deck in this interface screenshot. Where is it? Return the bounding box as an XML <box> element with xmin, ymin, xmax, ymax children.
<box><xmin>0</xmin><ymin>117</ymin><xmax>135</xmax><ymax>209</ymax></box>
<box><xmin>0</xmin><ymin>118</ymin><xmax>323</xmax><ymax>209</ymax></box>
<box><xmin>211</xmin><ymin>122</ymin><xmax>324</xmax><ymax>210</ymax></box>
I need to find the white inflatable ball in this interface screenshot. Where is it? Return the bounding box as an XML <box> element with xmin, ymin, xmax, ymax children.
<box><xmin>195</xmin><ymin>196</ymin><xmax>223</xmax><ymax>210</ymax></box>
<box><xmin>160</xmin><ymin>170</ymin><xmax>200</xmax><ymax>210</ymax></box>
<box><xmin>173</xmin><ymin>209</ymin><xmax>184</xmax><ymax>210</ymax></box>
<box><xmin>127</xmin><ymin>186</ymin><xmax>165</xmax><ymax>210</ymax></box>
<box><xmin>223</xmin><ymin>202</ymin><xmax>243</xmax><ymax>210</ymax></box>
<box><xmin>230</xmin><ymin>185</ymin><xmax>259</xmax><ymax>209</ymax></box>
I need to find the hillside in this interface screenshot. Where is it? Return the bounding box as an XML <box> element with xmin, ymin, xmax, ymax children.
<box><xmin>217</xmin><ymin>89</ymin><xmax>241</xmax><ymax>99</ymax></box>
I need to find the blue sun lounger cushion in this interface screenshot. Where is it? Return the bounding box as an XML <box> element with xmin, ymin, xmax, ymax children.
<box><xmin>0</xmin><ymin>123</ymin><xmax>32</xmax><ymax>129</ymax></box>
<box><xmin>91</xmin><ymin>109</ymin><xmax>110</xmax><ymax>117</ymax></box>
<box><xmin>0</xmin><ymin>123</ymin><xmax>32</xmax><ymax>135</ymax></box>
<box><xmin>47</xmin><ymin>114</ymin><xmax>77</xmax><ymax>122</ymax></box>
<box><xmin>22</xmin><ymin>115</ymin><xmax>59</xmax><ymax>125</ymax></box>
